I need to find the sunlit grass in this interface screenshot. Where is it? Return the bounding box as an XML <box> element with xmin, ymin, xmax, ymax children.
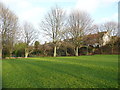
<box><xmin>2</xmin><ymin>55</ymin><xmax>118</xmax><ymax>88</ymax></box>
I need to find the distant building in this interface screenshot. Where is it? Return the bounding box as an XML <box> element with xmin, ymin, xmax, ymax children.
<box><xmin>102</xmin><ymin>32</ymin><xmax>111</xmax><ymax>46</ymax></box>
<box><xmin>84</xmin><ymin>31</ymin><xmax>111</xmax><ymax>47</ymax></box>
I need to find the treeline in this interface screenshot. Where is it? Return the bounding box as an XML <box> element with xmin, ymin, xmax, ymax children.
<box><xmin>0</xmin><ymin>3</ymin><xmax>119</xmax><ymax>59</ymax></box>
<box><xmin>13</xmin><ymin>38</ymin><xmax>120</xmax><ymax>58</ymax></box>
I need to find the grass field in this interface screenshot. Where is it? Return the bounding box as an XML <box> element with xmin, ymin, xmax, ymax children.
<box><xmin>2</xmin><ymin>55</ymin><xmax>118</xmax><ymax>88</ymax></box>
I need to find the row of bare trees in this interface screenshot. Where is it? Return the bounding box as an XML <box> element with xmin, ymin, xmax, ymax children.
<box><xmin>0</xmin><ymin>2</ymin><xmax>37</xmax><ymax>59</ymax></box>
<box><xmin>0</xmin><ymin>3</ymin><xmax>118</xmax><ymax>58</ymax></box>
<box><xmin>40</xmin><ymin>6</ymin><xmax>118</xmax><ymax>57</ymax></box>
<box><xmin>41</xmin><ymin>6</ymin><xmax>94</xmax><ymax>57</ymax></box>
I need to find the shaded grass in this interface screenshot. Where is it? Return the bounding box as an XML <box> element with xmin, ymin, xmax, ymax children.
<box><xmin>2</xmin><ymin>55</ymin><xmax>118</xmax><ymax>88</ymax></box>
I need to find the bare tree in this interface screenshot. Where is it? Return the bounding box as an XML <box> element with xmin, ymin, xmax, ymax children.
<box><xmin>68</xmin><ymin>10</ymin><xmax>93</xmax><ymax>56</ymax></box>
<box><xmin>0</xmin><ymin>26</ymin><xmax>2</xmax><ymax>59</ymax></box>
<box><xmin>40</xmin><ymin>5</ymin><xmax>66</xmax><ymax>57</ymax></box>
<box><xmin>0</xmin><ymin>2</ymin><xmax>18</xmax><ymax>58</ymax></box>
<box><xmin>23</xmin><ymin>22</ymin><xmax>37</xmax><ymax>58</ymax></box>
<box><xmin>0</xmin><ymin>3</ymin><xmax>3</xmax><ymax>59</ymax></box>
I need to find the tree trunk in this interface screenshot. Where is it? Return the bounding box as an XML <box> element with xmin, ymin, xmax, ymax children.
<box><xmin>75</xmin><ymin>46</ymin><xmax>78</xmax><ymax>56</ymax></box>
<box><xmin>25</xmin><ymin>48</ymin><xmax>29</xmax><ymax>58</ymax></box>
<box><xmin>25</xmin><ymin>52</ymin><xmax>29</xmax><ymax>58</ymax></box>
<box><xmin>53</xmin><ymin>45</ymin><xmax>57</xmax><ymax>57</ymax></box>
<box><xmin>65</xmin><ymin>48</ymin><xmax>68</xmax><ymax>56</ymax></box>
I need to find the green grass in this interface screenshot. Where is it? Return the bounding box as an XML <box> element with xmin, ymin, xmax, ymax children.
<box><xmin>0</xmin><ymin>60</ymin><xmax>2</xmax><ymax>89</ymax></box>
<box><xmin>2</xmin><ymin>55</ymin><xmax>118</xmax><ymax>88</ymax></box>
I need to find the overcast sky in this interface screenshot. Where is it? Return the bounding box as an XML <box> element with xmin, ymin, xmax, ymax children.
<box><xmin>0</xmin><ymin>0</ymin><xmax>118</xmax><ymax>43</ymax></box>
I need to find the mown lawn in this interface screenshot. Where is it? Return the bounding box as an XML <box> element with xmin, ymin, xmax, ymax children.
<box><xmin>2</xmin><ymin>55</ymin><xmax>118</xmax><ymax>88</ymax></box>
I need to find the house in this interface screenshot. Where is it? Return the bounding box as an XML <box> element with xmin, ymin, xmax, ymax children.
<box><xmin>102</xmin><ymin>31</ymin><xmax>111</xmax><ymax>46</ymax></box>
<box><xmin>84</xmin><ymin>31</ymin><xmax>111</xmax><ymax>47</ymax></box>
